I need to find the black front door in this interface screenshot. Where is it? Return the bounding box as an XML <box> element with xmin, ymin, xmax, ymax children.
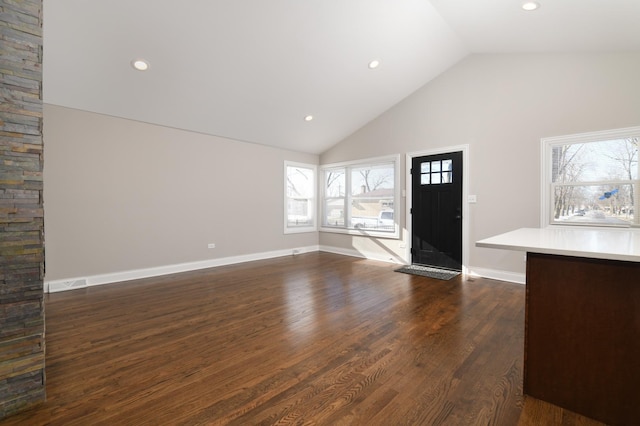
<box><xmin>411</xmin><ymin>151</ymin><xmax>463</xmax><ymax>271</ymax></box>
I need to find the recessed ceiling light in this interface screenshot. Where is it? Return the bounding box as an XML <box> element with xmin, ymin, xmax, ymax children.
<box><xmin>304</xmin><ymin>115</ymin><xmax>313</xmax><ymax>122</ymax></box>
<box><xmin>521</xmin><ymin>2</ymin><xmax>540</xmax><ymax>11</ymax></box>
<box><xmin>368</xmin><ymin>60</ymin><xmax>380</xmax><ymax>69</ymax></box>
<box><xmin>131</xmin><ymin>59</ymin><xmax>150</xmax><ymax>71</ymax></box>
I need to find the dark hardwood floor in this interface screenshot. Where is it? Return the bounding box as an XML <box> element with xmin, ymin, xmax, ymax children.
<box><xmin>0</xmin><ymin>252</ymin><xmax>603</xmax><ymax>425</ymax></box>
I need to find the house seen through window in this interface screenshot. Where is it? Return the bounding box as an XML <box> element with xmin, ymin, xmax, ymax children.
<box><xmin>321</xmin><ymin>156</ymin><xmax>399</xmax><ymax>237</ymax></box>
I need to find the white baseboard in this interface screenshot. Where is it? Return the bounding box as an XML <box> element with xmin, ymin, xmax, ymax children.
<box><xmin>48</xmin><ymin>278</ymin><xmax>89</xmax><ymax>293</ymax></box>
<box><xmin>319</xmin><ymin>245</ymin><xmax>525</xmax><ymax>284</ymax></box>
<box><xmin>465</xmin><ymin>266</ymin><xmax>526</xmax><ymax>284</ymax></box>
<box><xmin>45</xmin><ymin>245</ymin><xmax>320</xmax><ymax>293</ymax></box>
<box><xmin>319</xmin><ymin>245</ymin><xmax>405</xmax><ymax>264</ymax></box>
<box><xmin>45</xmin><ymin>246</ymin><xmax>524</xmax><ymax>293</ymax></box>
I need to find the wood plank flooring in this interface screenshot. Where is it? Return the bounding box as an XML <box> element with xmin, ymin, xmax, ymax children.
<box><xmin>0</xmin><ymin>252</ymin><xmax>602</xmax><ymax>425</ymax></box>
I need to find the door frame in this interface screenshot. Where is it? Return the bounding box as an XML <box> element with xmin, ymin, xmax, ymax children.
<box><xmin>405</xmin><ymin>144</ymin><xmax>470</xmax><ymax>274</ymax></box>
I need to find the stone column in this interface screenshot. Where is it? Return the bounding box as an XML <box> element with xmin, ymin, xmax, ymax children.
<box><xmin>0</xmin><ymin>0</ymin><xmax>45</xmax><ymax>419</ymax></box>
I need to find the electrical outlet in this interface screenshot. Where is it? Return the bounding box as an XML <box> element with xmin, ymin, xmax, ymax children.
<box><xmin>207</xmin><ymin>243</ymin><xmax>216</xmax><ymax>249</ymax></box>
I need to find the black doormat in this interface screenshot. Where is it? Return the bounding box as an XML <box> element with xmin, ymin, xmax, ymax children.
<box><xmin>394</xmin><ymin>264</ymin><xmax>461</xmax><ymax>280</ymax></box>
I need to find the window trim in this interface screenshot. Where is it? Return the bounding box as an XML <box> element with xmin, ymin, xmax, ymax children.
<box><xmin>284</xmin><ymin>161</ymin><xmax>317</xmax><ymax>234</ymax></box>
<box><xmin>320</xmin><ymin>154</ymin><xmax>400</xmax><ymax>239</ymax></box>
<box><xmin>540</xmin><ymin>126</ymin><xmax>640</xmax><ymax>229</ymax></box>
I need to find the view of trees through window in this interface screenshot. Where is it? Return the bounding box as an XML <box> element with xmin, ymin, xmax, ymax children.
<box><xmin>551</xmin><ymin>136</ymin><xmax>639</xmax><ymax>227</ymax></box>
<box><xmin>323</xmin><ymin>161</ymin><xmax>396</xmax><ymax>232</ymax></box>
<box><xmin>285</xmin><ymin>163</ymin><xmax>315</xmax><ymax>231</ymax></box>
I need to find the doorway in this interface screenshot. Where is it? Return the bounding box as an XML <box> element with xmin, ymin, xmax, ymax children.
<box><xmin>410</xmin><ymin>150</ymin><xmax>463</xmax><ymax>271</ymax></box>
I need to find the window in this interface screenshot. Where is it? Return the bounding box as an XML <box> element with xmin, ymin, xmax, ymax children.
<box><xmin>284</xmin><ymin>162</ymin><xmax>316</xmax><ymax>233</ymax></box>
<box><xmin>420</xmin><ymin>158</ymin><xmax>453</xmax><ymax>185</ymax></box>
<box><xmin>321</xmin><ymin>155</ymin><xmax>399</xmax><ymax>238</ymax></box>
<box><xmin>542</xmin><ymin>127</ymin><xmax>640</xmax><ymax>228</ymax></box>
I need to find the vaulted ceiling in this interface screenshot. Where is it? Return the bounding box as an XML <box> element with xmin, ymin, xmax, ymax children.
<box><xmin>43</xmin><ymin>0</ymin><xmax>640</xmax><ymax>154</ymax></box>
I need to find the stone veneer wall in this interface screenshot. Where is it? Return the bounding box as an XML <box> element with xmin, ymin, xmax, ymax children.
<box><xmin>0</xmin><ymin>0</ymin><xmax>45</xmax><ymax>419</ymax></box>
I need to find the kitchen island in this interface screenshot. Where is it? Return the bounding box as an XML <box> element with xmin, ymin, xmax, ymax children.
<box><xmin>477</xmin><ymin>227</ymin><xmax>640</xmax><ymax>426</ymax></box>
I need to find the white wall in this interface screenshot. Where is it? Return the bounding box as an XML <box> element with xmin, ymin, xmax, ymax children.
<box><xmin>320</xmin><ymin>53</ymin><xmax>640</xmax><ymax>278</ymax></box>
<box><xmin>43</xmin><ymin>105</ymin><xmax>319</xmax><ymax>282</ymax></box>
<box><xmin>43</xmin><ymin>53</ymin><xmax>640</xmax><ymax>285</ymax></box>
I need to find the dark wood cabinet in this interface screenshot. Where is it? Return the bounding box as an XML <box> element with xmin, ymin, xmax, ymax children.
<box><xmin>525</xmin><ymin>252</ymin><xmax>640</xmax><ymax>425</ymax></box>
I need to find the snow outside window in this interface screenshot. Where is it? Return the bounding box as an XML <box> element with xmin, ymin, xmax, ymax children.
<box><xmin>542</xmin><ymin>127</ymin><xmax>640</xmax><ymax>228</ymax></box>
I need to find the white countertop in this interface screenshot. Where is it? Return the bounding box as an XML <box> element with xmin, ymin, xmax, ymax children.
<box><xmin>476</xmin><ymin>227</ymin><xmax>640</xmax><ymax>262</ymax></box>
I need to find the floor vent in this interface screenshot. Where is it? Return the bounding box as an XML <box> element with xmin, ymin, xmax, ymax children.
<box><xmin>48</xmin><ymin>279</ymin><xmax>88</xmax><ymax>293</ymax></box>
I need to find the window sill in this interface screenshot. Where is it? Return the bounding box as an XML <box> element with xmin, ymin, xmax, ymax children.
<box><xmin>319</xmin><ymin>226</ymin><xmax>400</xmax><ymax>240</ymax></box>
<box><xmin>549</xmin><ymin>222</ymin><xmax>639</xmax><ymax>229</ymax></box>
<box><xmin>547</xmin><ymin>223</ymin><xmax>640</xmax><ymax>233</ymax></box>
<box><xmin>285</xmin><ymin>226</ymin><xmax>318</xmax><ymax>234</ymax></box>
